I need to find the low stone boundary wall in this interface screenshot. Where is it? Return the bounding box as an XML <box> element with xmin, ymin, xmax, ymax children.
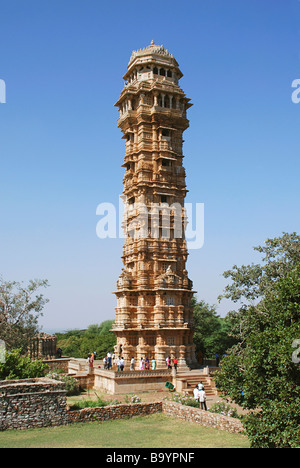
<box><xmin>66</xmin><ymin>400</ymin><xmax>243</xmax><ymax>434</ymax></box>
<box><xmin>0</xmin><ymin>378</ymin><xmax>67</xmax><ymax>431</ymax></box>
<box><xmin>0</xmin><ymin>378</ymin><xmax>244</xmax><ymax>435</ymax></box>
<box><xmin>162</xmin><ymin>400</ymin><xmax>244</xmax><ymax>434</ymax></box>
<box><xmin>67</xmin><ymin>401</ymin><xmax>163</xmax><ymax>424</ymax></box>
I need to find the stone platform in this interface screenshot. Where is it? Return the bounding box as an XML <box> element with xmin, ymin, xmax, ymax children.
<box><xmin>68</xmin><ymin>358</ymin><xmax>218</xmax><ymax>396</ymax></box>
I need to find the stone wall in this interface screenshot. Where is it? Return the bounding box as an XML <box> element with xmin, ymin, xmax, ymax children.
<box><xmin>0</xmin><ymin>378</ymin><xmax>244</xmax><ymax>435</ymax></box>
<box><xmin>162</xmin><ymin>400</ymin><xmax>244</xmax><ymax>434</ymax></box>
<box><xmin>0</xmin><ymin>378</ymin><xmax>67</xmax><ymax>430</ymax></box>
<box><xmin>43</xmin><ymin>358</ymin><xmax>71</xmax><ymax>373</ymax></box>
<box><xmin>93</xmin><ymin>368</ymin><xmax>172</xmax><ymax>395</ymax></box>
<box><xmin>66</xmin><ymin>400</ymin><xmax>243</xmax><ymax>434</ymax></box>
<box><xmin>67</xmin><ymin>401</ymin><xmax>163</xmax><ymax>424</ymax></box>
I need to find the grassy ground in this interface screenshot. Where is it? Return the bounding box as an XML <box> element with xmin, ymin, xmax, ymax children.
<box><xmin>0</xmin><ymin>413</ymin><xmax>249</xmax><ymax>448</ymax></box>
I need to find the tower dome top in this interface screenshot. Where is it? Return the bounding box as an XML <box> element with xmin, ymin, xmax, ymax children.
<box><xmin>124</xmin><ymin>41</ymin><xmax>182</xmax><ymax>81</ymax></box>
<box><xmin>128</xmin><ymin>41</ymin><xmax>175</xmax><ymax>66</ymax></box>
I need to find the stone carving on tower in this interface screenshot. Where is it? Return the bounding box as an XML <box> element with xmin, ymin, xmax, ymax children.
<box><xmin>112</xmin><ymin>41</ymin><xmax>197</xmax><ymax>369</ymax></box>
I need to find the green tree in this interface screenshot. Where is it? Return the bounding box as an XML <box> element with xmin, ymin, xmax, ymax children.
<box><xmin>56</xmin><ymin>320</ymin><xmax>116</xmax><ymax>358</ymax></box>
<box><xmin>0</xmin><ymin>278</ymin><xmax>49</xmax><ymax>352</ymax></box>
<box><xmin>216</xmin><ymin>233</ymin><xmax>300</xmax><ymax>448</ymax></box>
<box><xmin>193</xmin><ymin>298</ymin><xmax>237</xmax><ymax>359</ymax></box>
<box><xmin>0</xmin><ymin>349</ymin><xmax>48</xmax><ymax>380</ymax></box>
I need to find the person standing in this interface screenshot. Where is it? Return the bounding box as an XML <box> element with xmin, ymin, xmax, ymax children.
<box><xmin>120</xmin><ymin>357</ymin><xmax>125</xmax><ymax>372</ymax></box>
<box><xmin>193</xmin><ymin>385</ymin><xmax>199</xmax><ymax>401</ymax></box>
<box><xmin>117</xmin><ymin>356</ymin><xmax>121</xmax><ymax>372</ymax></box>
<box><xmin>145</xmin><ymin>356</ymin><xmax>149</xmax><ymax>371</ymax></box>
<box><xmin>199</xmin><ymin>388</ymin><xmax>207</xmax><ymax>411</ymax></box>
<box><xmin>173</xmin><ymin>357</ymin><xmax>178</xmax><ymax>372</ymax></box>
<box><xmin>130</xmin><ymin>357</ymin><xmax>135</xmax><ymax>371</ymax></box>
<box><xmin>107</xmin><ymin>352</ymin><xmax>112</xmax><ymax>369</ymax></box>
<box><xmin>151</xmin><ymin>357</ymin><xmax>156</xmax><ymax>370</ymax></box>
<box><xmin>198</xmin><ymin>381</ymin><xmax>204</xmax><ymax>391</ymax></box>
<box><xmin>87</xmin><ymin>354</ymin><xmax>91</xmax><ymax>373</ymax></box>
<box><xmin>167</xmin><ymin>356</ymin><xmax>172</xmax><ymax>370</ymax></box>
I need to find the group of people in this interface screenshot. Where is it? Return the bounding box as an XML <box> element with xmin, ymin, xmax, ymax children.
<box><xmin>87</xmin><ymin>353</ymin><xmax>180</xmax><ymax>373</ymax></box>
<box><xmin>193</xmin><ymin>381</ymin><xmax>207</xmax><ymax>410</ymax></box>
<box><xmin>103</xmin><ymin>352</ymin><xmax>114</xmax><ymax>370</ymax></box>
<box><xmin>166</xmin><ymin>356</ymin><xmax>178</xmax><ymax>371</ymax></box>
<box><xmin>134</xmin><ymin>356</ymin><xmax>157</xmax><ymax>371</ymax></box>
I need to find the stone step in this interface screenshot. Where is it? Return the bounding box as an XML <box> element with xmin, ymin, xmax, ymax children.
<box><xmin>175</xmin><ymin>372</ymin><xmax>217</xmax><ymax>396</ymax></box>
<box><xmin>182</xmin><ymin>387</ymin><xmax>215</xmax><ymax>396</ymax></box>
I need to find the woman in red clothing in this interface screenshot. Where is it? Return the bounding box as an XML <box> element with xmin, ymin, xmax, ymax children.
<box><xmin>173</xmin><ymin>357</ymin><xmax>178</xmax><ymax>371</ymax></box>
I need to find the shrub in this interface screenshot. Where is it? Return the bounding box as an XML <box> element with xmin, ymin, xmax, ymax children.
<box><xmin>69</xmin><ymin>396</ymin><xmax>121</xmax><ymax>410</ymax></box>
<box><xmin>209</xmin><ymin>401</ymin><xmax>239</xmax><ymax>419</ymax></box>
<box><xmin>0</xmin><ymin>349</ymin><xmax>48</xmax><ymax>380</ymax></box>
<box><xmin>164</xmin><ymin>392</ymin><xmax>200</xmax><ymax>408</ymax></box>
<box><xmin>124</xmin><ymin>394</ymin><xmax>141</xmax><ymax>404</ymax></box>
<box><xmin>46</xmin><ymin>371</ymin><xmax>80</xmax><ymax>396</ymax></box>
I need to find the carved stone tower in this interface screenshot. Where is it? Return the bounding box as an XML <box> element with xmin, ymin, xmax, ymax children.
<box><xmin>113</xmin><ymin>42</ymin><xmax>197</xmax><ymax>370</ymax></box>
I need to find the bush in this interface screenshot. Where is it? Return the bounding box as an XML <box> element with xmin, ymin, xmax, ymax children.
<box><xmin>164</xmin><ymin>392</ymin><xmax>200</xmax><ymax>408</ymax></box>
<box><xmin>209</xmin><ymin>401</ymin><xmax>239</xmax><ymax>419</ymax></box>
<box><xmin>124</xmin><ymin>394</ymin><xmax>141</xmax><ymax>404</ymax></box>
<box><xmin>46</xmin><ymin>371</ymin><xmax>80</xmax><ymax>396</ymax></box>
<box><xmin>69</xmin><ymin>396</ymin><xmax>121</xmax><ymax>410</ymax></box>
<box><xmin>0</xmin><ymin>349</ymin><xmax>48</xmax><ymax>380</ymax></box>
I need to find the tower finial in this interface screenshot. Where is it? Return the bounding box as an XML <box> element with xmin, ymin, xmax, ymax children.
<box><xmin>151</xmin><ymin>40</ymin><xmax>155</xmax><ymax>46</ymax></box>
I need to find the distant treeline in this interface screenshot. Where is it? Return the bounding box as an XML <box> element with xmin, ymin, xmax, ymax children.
<box><xmin>56</xmin><ymin>321</ymin><xmax>116</xmax><ymax>359</ymax></box>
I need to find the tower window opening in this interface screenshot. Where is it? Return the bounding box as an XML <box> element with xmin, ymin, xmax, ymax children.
<box><xmin>167</xmin><ymin>69</ymin><xmax>172</xmax><ymax>78</ymax></box>
<box><xmin>160</xmin><ymin>68</ymin><xmax>166</xmax><ymax>76</ymax></box>
<box><xmin>146</xmin><ymin>336</ymin><xmax>156</xmax><ymax>346</ymax></box>
<box><xmin>153</xmin><ymin>67</ymin><xmax>158</xmax><ymax>75</ymax></box>
<box><xmin>167</xmin><ymin>337</ymin><xmax>176</xmax><ymax>345</ymax></box>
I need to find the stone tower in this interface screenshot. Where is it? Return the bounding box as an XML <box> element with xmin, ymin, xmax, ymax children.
<box><xmin>113</xmin><ymin>42</ymin><xmax>197</xmax><ymax>370</ymax></box>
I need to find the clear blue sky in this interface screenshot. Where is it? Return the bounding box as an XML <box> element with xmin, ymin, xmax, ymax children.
<box><xmin>0</xmin><ymin>0</ymin><xmax>299</xmax><ymax>331</ymax></box>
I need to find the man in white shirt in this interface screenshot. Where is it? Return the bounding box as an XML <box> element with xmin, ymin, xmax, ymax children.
<box><xmin>120</xmin><ymin>357</ymin><xmax>125</xmax><ymax>371</ymax></box>
<box><xmin>199</xmin><ymin>389</ymin><xmax>207</xmax><ymax>411</ymax></box>
<box><xmin>193</xmin><ymin>385</ymin><xmax>199</xmax><ymax>401</ymax></box>
<box><xmin>116</xmin><ymin>356</ymin><xmax>121</xmax><ymax>371</ymax></box>
<box><xmin>198</xmin><ymin>381</ymin><xmax>204</xmax><ymax>390</ymax></box>
<box><xmin>130</xmin><ymin>357</ymin><xmax>135</xmax><ymax>371</ymax></box>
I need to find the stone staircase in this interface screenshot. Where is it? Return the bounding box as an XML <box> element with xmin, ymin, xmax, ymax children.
<box><xmin>175</xmin><ymin>370</ymin><xmax>218</xmax><ymax>397</ymax></box>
